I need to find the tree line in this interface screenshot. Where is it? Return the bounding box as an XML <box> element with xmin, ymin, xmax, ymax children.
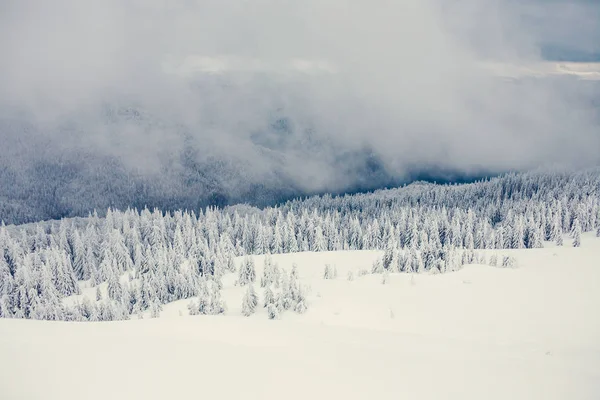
<box><xmin>0</xmin><ymin>168</ymin><xmax>599</xmax><ymax>321</ymax></box>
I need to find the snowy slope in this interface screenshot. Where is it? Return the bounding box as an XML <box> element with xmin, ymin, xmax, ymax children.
<box><xmin>1</xmin><ymin>234</ymin><xmax>600</xmax><ymax>400</ymax></box>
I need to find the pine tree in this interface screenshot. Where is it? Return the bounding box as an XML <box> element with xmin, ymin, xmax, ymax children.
<box><xmin>402</xmin><ymin>251</ymin><xmax>414</xmax><ymax>273</ymax></box>
<box><xmin>556</xmin><ymin>233</ymin><xmax>564</xmax><ymax>246</ymax></box>
<box><xmin>150</xmin><ymin>300</ymin><xmax>162</xmax><ymax>318</ymax></box>
<box><xmin>464</xmin><ymin>231</ymin><xmax>474</xmax><ymax>250</ymax></box>
<box><xmin>267</xmin><ymin>303</ymin><xmax>279</xmax><ymax>320</ymax></box>
<box><xmin>280</xmin><ymin>277</ymin><xmax>295</xmax><ymax>311</ymax></box>
<box><xmin>271</xmin><ymin>262</ymin><xmax>282</xmax><ymax>289</ymax></box>
<box><xmin>495</xmin><ymin>226</ymin><xmax>505</xmax><ymax>249</ymax></box>
<box><xmin>371</xmin><ymin>258</ymin><xmax>383</xmax><ymax>274</ymax></box>
<box><xmin>382</xmin><ymin>239</ymin><xmax>396</xmax><ymax>270</ymax></box>
<box><xmin>261</xmin><ymin>254</ymin><xmax>274</xmax><ymax>288</ymax></box>
<box><xmin>511</xmin><ymin>218</ymin><xmax>525</xmax><ymax>249</ymax></box>
<box><xmin>406</xmin><ymin>220</ymin><xmax>419</xmax><ymax>248</ymax></box>
<box><xmin>107</xmin><ymin>270</ymin><xmax>123</xmax><ymax>301</ymax></box>
<box><xmin>263</xmin><ymin>287</ymin><xmax>274</xmax><ymax>308</ymax></box>
<box><xmin>571</xmin><ymin>218</ymin><xmax>582</xmax><ymax>248</ymax></box>
<box><xmin>323</xmin><ymin>264</ymin><xmax>335</xmax><ymax>279</ymax></box>
<box><xmin>413</xmin><ymin>250</ymin><xmax>424</xmax><ymax>273</ymax></box>
<box><xmin>193</xmin><ymin>277</ymin><xmax>210</xmax><ymax>315</ymax></box>
<box><xmin>314</xmin><ymin>226</ymin><xmax>327</xmax><ymax>252</ymax></box>
<box><xmin>238</xmin><ymin>256</ymin><xmax>256</xmax><ymax>286</ymax></box>
<box><xmin>381</xmin><ymin>270</ymin><xmax>389</xmax><ymax>284</ymax></box>
<box><xmin>241</xmin><ymin>284</ymin><xmax>259</xmax><ymax>316</ymax></box>
<box><xmin>489</xmin><ymin>253</ymin><xmax>498</xmax><ymax>267</ymax></box>
<box><xmin>502</xmin><ymin>256</ymin><xmax>517</xmax><ymax>268</ymax></box>
<box><xmin>294</xmin><ymin>285</ymin><xmax>308</xmax><ymax>314</ymax></box>
<box><xmin>227</xmin><ymin>255</ymin><xmax>236</xmax><ymax>273</ymax></box>
<box><xmin>290</xmin><ymin>263</ymin><xmax>299</xmax><ymax>280</ymax></box>
<box><xmin>72</xmin><ymin>231</ymin><xmax>89</xmax><ymax>280</ymax></box>
<box><xmin>208</xmin><ymin>281</ymin><xmax>226</xmax><ymax>315</ymax></box>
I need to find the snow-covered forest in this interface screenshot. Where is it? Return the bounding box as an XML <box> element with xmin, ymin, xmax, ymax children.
<box><xmin>1</xmin><ymin>169</ymin><xmax>599</xmax><ymax>322</ymax></box>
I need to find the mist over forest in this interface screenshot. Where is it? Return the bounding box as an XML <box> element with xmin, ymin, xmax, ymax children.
<box><xmin>1</xmin><ymin>0</ymin><xmax>599</xmax><ymax>225</ymax></box>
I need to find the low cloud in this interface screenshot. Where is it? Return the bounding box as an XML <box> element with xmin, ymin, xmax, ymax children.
<box><xmin>0</xmin><ymin>0</ymin><xmax>598</xmax><ymax>204</ymax></box>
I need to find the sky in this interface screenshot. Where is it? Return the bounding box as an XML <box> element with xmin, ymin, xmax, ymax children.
<box><xmin>0</xmin><ymin>0</ymin><xmax>599</xmax><ymax>217</ymax></box>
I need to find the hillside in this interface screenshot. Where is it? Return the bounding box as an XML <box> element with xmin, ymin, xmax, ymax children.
<box><xmin>1</xmin><ymin>169</ymin><xmax>600</xmax><ymax>399</ymax></box>
<box><xmin>1</xmin><ymin>234</ymin><xmax>599</xmax><ymax>399</ymax></box>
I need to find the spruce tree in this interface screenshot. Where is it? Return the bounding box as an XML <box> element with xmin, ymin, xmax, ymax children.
<box><xmin>150</xmin><ymin>300</ymin><xmax>162</xmax><ymax>318</ymax></box>
<box><xmin>294</xmin><ymin>285</ymin><xmax>308</xmax><ymax>314</ymax></box>
<box><xmin>238</xmin><ymin>256</ymin><xmax>256</xmax><ymax>286</ymax></box>
<box><xmin>263</xmin><ymin>287</ymin><xmax>274</xmax><ymax>308</ymax></box>
<box><xmin>267</xmin><ymin>303</ymin><xmax>279</xmax><ymax>320</ymax></box>
<box><xmin>261</xmin><ymin>254</ymin><xmax>274</xmax><ymax>288</ymax></box>
<box><xmin>242</xmin><ymin>284</ymin><xmax>259</xmax><ymax>316</ymax></box>
<box><xmin>571</xmin><ymin>219</ymin><xmax>582</xmax><ymax>248</ymax></box>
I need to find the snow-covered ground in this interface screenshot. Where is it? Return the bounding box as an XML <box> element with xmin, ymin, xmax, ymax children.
<box><xmin>2</xmin><ymin>234</ymin><xmax>600</xmax><ymax>399</ymax></box>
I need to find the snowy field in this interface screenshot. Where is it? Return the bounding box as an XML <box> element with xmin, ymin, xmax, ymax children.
<box><xmin>1</xmin><ymin>234</ymin><xmax>599</xmax><ymax>400</ymax></box>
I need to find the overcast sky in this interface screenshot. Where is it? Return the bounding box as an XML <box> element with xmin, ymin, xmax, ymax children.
<box><xmin>0</xmin><ymin>0</ymin><xmax>599</xmax><ymax>194</ymax></box>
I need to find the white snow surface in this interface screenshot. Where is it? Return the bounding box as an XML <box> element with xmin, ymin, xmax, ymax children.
<box><xmin>2</xmin><ymin>234</ymin><xmax>600</xmax><ymax>400</ymax></box>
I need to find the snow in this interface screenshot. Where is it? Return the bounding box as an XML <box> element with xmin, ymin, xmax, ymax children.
<box><xmin>2</xmin><ymin>234</ymin><xmax>600</xmax><ymax>399</ymax></box>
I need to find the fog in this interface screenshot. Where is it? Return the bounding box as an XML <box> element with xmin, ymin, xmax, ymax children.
<box><xmin>0</xmin><ymin>0</ymin><xmax>599</xmax><ymax>222</ymax></box>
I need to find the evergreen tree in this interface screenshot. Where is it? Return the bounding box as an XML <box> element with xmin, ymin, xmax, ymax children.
<box><xmin>294</xmin><ymin>285</ymin><xmax>308</xmax><ymax>314</ymax></box>
<box><xmin>263</xmin><ymin>287</ymin><xmax>275</xmax><ymax>308</ymax></box>
<box><xmin>511</xmin><ymin>218</ymin><xmax>525</xmax><ymax>249</ymax></box>
<box><xmin>324</xmin><ymin>264</ymin><xmax>335</xmax><ymax>279</ymax></box>
<box><xmin>267</xmin><ymin>303</ymin><xmax>279</xmax><ymax>320</ymax></box>
<box><xmin>571</xmin><ymin>218</ymin><xmax>582</xmax><ymax>248</ymax></box>
<box><xmin>72</xmin><ymin>231</ymin><xmax>89</xmax><ymax>280</ymax></box>
<box><xmin>261</xmin><ymin>254</ymin><xmax>274</xmax><ymax>288</ymax></box>
<box><xmin>502</xmin><ymin>256</ymin><xmax>517</xmax><ymax>268</ymax></box>
<box><xmin>382</xmin><ymin>239</ymin><xmax>396</xmax><ymax>270</ymax></box>
<box><xmin>381</xmin><ymin>270</ymin><xmax>389</xmax><ymax>284</ymax></box>
<box><xmin>208</xmin><ymin>280</ymin><xmax>226</xmax><ymax>315</ymax></box>
<box><xmin>489</xmin><ymin>253</ymin><xmax>498</xmax><ymax>267</ymax></box>
<box><xmin>107</xmin><ymin>270</ymin><xmax>123</xmax><ymax>301</ymax></box>
<box><xmin>238</xmin><ymin>256</ymin><xmax>256</xmax><ymax>286</ymax></box>
<box><xmin>241</xmin><ymin>284</ymin><xmax>259</xmax><ymax>317</ymax></box>
<box><xmin>150</xmin><ymin>299</ymin><xmax>162</xmax><ymax>318</ymax></box>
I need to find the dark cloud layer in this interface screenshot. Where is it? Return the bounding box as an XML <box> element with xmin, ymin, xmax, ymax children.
<box><xmin>0</xmin><ymin>0</ymin><xmax>599</xmax><ymax>224</ymax></box>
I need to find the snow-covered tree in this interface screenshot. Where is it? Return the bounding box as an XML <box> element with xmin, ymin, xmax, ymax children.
<box><xmin>267</xmin><ymin>303</ymin><xmax>279</xmax><ymax>320</ymax></box>
<box><xmin>323</xmin><ymin>264</ymin><xmax>335</xmax><ymax>279</ymax></box>
<box><xmin>241</xmin><ymin>284</ymin><xmax>259</xmax><ymax>317</ymax></box>
<box><xmin>294</xmin><ymin>285</ymin><xmax>308</xmax><ymax>314</ymax></box>
<box><xmin>502</xmin><ymin>256</ymin><xmax>517</xmax><ymax>268</ymax></box>
<box><xmin>489</xmin><ymin>253</ymin><xmax>498</xmax><ymax>267</ymax></box>
<box><xmin>238</xmin><ymin>256</ymin><xmax>256</xmax><ymax>286</ymax></box>
<box><xmin>261</xmin><ymin>254</ymin><xmax>275</xmax><ymax>288</ymax></box>
<box><xmin>571</xmin><ymin>218</ymin><xmax>582</xmax><ymax>248</ymax></box>
<box><xmin>263</xmin><ymin>287</ymin><xmax>275</xmax><ymax>309</ymax></box>
<box><xmin>150</xmin><ymin>300</ymin><xmax>162</xmax><ymax>318</ymax></box>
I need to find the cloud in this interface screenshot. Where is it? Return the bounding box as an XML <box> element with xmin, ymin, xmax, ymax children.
<box><xmin>0</xmin><ymin>0</ymin><xmax>598</xmax><ymax>201</ymax></box>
